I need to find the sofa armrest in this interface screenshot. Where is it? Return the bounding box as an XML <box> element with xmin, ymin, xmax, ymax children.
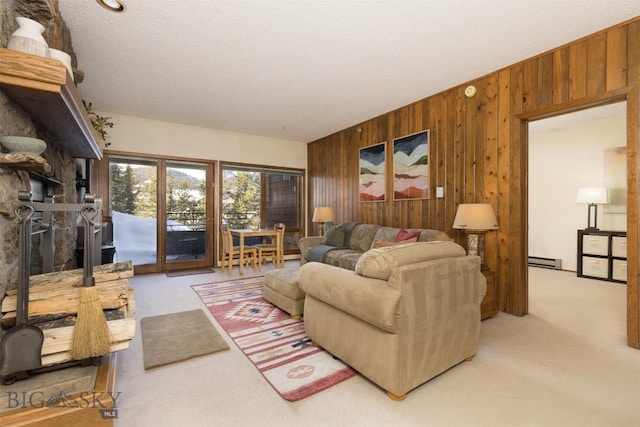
<box><xmin>298</xmin><ymin>236</ymin><xmax>325</xmax><ymax>265</ymax></box>
<box><xmin>388</xmin><ymin>256</ymin><xmax>487</xmax><ymax>326</ymax></box>
<box><xmin>298</xmin><ymin>262</ymin><xmax>402</xmax><ymax>333</ymax></box>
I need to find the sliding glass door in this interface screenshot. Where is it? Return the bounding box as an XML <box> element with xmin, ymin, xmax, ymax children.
<box><xmin>109</xmin><ymin>156</ymin><xmax>158</xmax><ymax>268</ymax></box>
<box><xmin>164</xmin><ymin>161</ymin><xmax>208</xmax><ymax>266</ymax></box>
<box><xmin>107</xmin><ymin>155</ymin><xmax>213</xmax><ymax>273</ymax></box>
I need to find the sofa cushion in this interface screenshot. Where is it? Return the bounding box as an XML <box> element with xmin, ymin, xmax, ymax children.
<box><xmin>394</xmin><ymin>228</ymin><xmax>421</xmax><ymax>242</ymax></box>
<box><xmin>372</xmin><ymin>226</ymin><xmax>403</xmax><ymax>244</ymax></box>
<box><xmin>323</xmin><ymin>248</ymin><xmax>363</xmax><ymax>271</ymax></box>
<box><xmin>322</xmin><ymin>223</ymin><xmax>347</xmax><ymax>246</ymax></box>
<box><xmin>348</xmin><ymin>224</ymin><xmax>381</xmax><ymax>252</ymax></box>
<box><xmin>355</xmin><ymin>241</ymin><xmax>466</xmax><ymax>280</ymax></box>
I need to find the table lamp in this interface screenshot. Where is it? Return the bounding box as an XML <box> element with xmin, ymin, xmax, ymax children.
<box><xmin>576</xmin><ymin>187</ymin><xmax>608</xmax><ymax>231</ymax></box>
<box><xmin>312</xmin><ymin>207</ymin><xmax>335</xmax><ymax>236</ymax></box>
<box><xmin>452</xmin><ymin>203</ymin><xmax>499</xmax><ymax>271</ymax></box>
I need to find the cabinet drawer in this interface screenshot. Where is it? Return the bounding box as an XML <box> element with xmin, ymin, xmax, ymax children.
<box><xmin>612</xmin><ymin>260</ymin><xmax>627</xmax><ymax>282</ymax></box>
<box><xmin>582</xmin><ymin>235</ymin><xmax>609</xmax><ymax>256</ymax></box>
<box><xmin>582</xmin><ymin>256</ymin><xmax>609</xmax><ymax>278</ymax></box>
<box><xmin>611</xmin><ymin>236</ymin><xmax>627</xmax><ymax>258</ymax></box>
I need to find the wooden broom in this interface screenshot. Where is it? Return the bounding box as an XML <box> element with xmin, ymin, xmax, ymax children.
<box><xmin>71</xmin><ymin>206</ymin><xmax>111</xmax><ymax>359</ymax></box>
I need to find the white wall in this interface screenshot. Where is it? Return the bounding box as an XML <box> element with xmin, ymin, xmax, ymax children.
<box><xmin>528</xmin><ymin>110</ymin><xmax>626</xmax><ymax>272</ymax></box>
<box><xmin>103</xmin><ymin>112</ymin><xmax>308</xmax><ymax>169</ymax></box>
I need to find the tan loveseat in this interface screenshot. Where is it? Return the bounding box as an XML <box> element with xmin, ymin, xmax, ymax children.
<box><xmin>297</xmin><ymin>241</ymin><xmax>487</xmax><ymax>400</ymax></box>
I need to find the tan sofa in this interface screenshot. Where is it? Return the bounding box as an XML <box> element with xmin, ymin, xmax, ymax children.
<box><xmin>297</xmin><ymin>240</ymin><xmax>487</xmax><ymax>400</ymax></box>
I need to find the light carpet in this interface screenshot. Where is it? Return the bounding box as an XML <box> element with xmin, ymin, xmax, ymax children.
<box><xmin>141</xmin><ymin>308</ymin><xmax>230</xmax><ymax>370</ymax></box>
<box><xmin>192</xmin><ymin>276</ymin><xmax>357</xmax><ymax>401</ymax></box>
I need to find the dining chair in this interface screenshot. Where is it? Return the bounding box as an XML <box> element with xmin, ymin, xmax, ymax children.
<box><xmin>220</xmin><ymin>224</ymin><xmax>257</xmax><ymax>275</ymax></box>
<box><xmin>254</xmin><ymin>223</ymin><xmax>285</xmax><ymax>270</ymax></box>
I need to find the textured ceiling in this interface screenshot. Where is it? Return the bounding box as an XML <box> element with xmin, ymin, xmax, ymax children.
<box><xmin>58</xmin><ymin>1</ymin><xmax>639</xmax><ymax>143</ymax></box>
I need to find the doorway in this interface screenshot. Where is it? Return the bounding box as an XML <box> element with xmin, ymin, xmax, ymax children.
<box><xmin>526</xmin><ymin>99</ymin><xmax>637</xmax><ymax>346</ymax></box>
<box><xmin>106</xmin><ymin>154</ymin><xmax>214</xmax><ymax>274</ymax></box>
<box><xmin>528</xmin><ymin>102</ymin><xmax>627</xmax><ymax>271</ymax></box>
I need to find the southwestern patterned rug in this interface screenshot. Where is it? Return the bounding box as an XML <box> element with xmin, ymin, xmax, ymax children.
<box><xmin>192</xmin><ymin>276</ymin><xmax>357</xmax><ymax>401</ymax></box>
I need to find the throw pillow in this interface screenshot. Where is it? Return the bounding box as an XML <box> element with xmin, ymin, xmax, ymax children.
<box><xmin>394</xmin><ymin>228</ymin><xmax>421</xmax><ymax>243</ymax></box>
<box><xmin>322</xmin><ymin>223</ymin><xmax>347</xmax><ymax>247</ymax></box>
<box><xmin>372</xmin><ymin>237</ymin><xmax>418</xmax><ymax>248</ymax></box>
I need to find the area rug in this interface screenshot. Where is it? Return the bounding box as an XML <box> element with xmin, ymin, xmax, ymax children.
<box><xmin>141</xmin><ymin>309</ymin><xmax>230</xmax><ymax>370</ymax></box>
<box><xmin>191</xmin><ymin>276</ymin><xmax>357</xmax><ymax>401</ymax></box>
<box><xmin>165</xmin><ymin>267</ymin><xmax>215</xmax><ymax>277</ymax></box>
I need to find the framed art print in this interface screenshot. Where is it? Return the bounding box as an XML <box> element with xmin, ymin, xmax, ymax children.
<box><xmin>359</xmin><ymin>142</ymin><xmax>386</xmax><ymax>202</ymax></box>
<box><xmin>393</xmin><ymin>130</ymin><xmax>429</xmax><ymax>200</ymax></box>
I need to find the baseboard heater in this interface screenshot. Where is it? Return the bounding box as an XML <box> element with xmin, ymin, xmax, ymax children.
<box><xmin>528</xmin><ymin>256</ymin><xmax>562</xmax><ymax>270</ymax></box>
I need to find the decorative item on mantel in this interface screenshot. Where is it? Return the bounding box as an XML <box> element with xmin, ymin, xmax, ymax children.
<box><xmin>0</xmin><ymin>136</ymin><xmax>50</xmax><ymax>174</ymax></box>
<box><xmin>7</xmin><ymin>16</ymin><xmax>50</xmax><ymax>58</ymax></box>
<box><xmin>0</xmin><ymin>136</ymin><xmax>47</xmax><ymax>155</ymax></box>
<box><xmin>83</xmin><ymin>101</ymin><xmax>114</xmax><ymax>148</ymax></box>
<box><xmin>49</xmin><ymin>49</ymin><xmax>74</xmax><ymax>82</ymax></box>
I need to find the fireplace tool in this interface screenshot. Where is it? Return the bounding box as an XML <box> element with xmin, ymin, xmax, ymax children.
<box><xmin>70</xmin><ymin>203</ymin><xmax>112</xmax><ymax>360</ymax></box>
<box><xmin>0</xmin><ymin>192</ymin><xmax>105</xmax><ymax>385</ymax></box>
<box><xmin>0</xmin><ymin>203</ymin><xmax>44</xmax><ymax>385</ymax></box>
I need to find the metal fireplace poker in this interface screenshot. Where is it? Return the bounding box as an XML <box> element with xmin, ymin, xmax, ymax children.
<box><xmin>0</xmin><ymin>191</ymin><xmax>106</xmax><ymax>385</ymax></box>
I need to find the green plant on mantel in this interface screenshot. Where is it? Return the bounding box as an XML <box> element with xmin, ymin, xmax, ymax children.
<box><xmin>83</xmin><ymin>100</ymin><xmax>113</xmax><ymax>148</ymax></box>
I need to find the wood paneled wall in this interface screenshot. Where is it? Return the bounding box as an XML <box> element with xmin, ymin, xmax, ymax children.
<box><xmin>307</xmin><ymin>17</ymin><xmax>640</xmax><ymax>348</ymax></box>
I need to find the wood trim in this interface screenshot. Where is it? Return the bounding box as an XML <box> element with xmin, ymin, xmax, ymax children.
<box><xmin>0</xmin><ymin>48</ymin><xmax>66</xmax><ymax>86</ymax></box>
<box><xmin>626</xmin><ymin>84</ymin><xmax>639</xmax><ymax>348</ymax></box>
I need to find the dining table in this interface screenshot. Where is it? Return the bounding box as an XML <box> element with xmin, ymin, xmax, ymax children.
<box><xmin>230</xmin><ymin>228</ymin><xmax>281</xmax><ymax>276</ymax></box>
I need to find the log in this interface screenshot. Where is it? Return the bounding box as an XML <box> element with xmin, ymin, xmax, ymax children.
<box><xmin>41</xmin><ymin>318</ymin><xmax>136</xmax><ymax>356</ymax></box>
<box><xmin>127</xmin><ymin>287</ymin><xmax>136</xmax><ymax>315</ymax></box>
<box><xmin>4</xmin><ymin>261</ymin><xmax>134</xmax><ymax>296</ymax></box>
<box><xmin>1</xmin><ymin>279</ymin><xmax>130</xmax><ymax>322</ymax></box>
<box><xmin>1</xmin><ymin>307</ymin><xmax>127</xmax><ymax>329</ymax></box>
<box><xmin>41</xmin><ymin>341</ymin><xmax>129</xmax><ymax>367</ymax></box>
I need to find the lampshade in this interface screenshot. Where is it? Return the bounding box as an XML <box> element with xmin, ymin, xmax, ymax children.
<box><xmin>576</xmin><ymin>187</ymin><xmax>609</xmax><ymax>204</ymax></box>
<box><xmin>312</xmin><ymin>207</ymin><xmax>336</xmax><ymax>223</ymax></box>
<box><xmin>452</xmin><ymin>204</ymin><xmax>499</xmax><ymax>231</ymax></box>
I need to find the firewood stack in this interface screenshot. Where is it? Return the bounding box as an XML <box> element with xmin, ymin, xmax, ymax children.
<box><xmin>1</xmin><ymin>261</ymin><xmax>136</xmax><ymax>367</ymax></box>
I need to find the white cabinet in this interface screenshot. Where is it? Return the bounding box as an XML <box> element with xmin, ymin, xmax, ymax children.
<box><xmin>577</xmin><ymin>230</ymin><xmax>627</xmax><ymax>283</ymax></box>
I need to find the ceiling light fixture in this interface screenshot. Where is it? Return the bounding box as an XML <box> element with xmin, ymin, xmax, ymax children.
<box><xmin>97</xmin><ymin>0</ymin><xmax>126</xmax><ymax>12</ymax></box>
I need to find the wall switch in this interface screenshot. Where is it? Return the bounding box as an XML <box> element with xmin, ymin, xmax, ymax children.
<box><xmin>436</xmin><ymin>187</ymin><xmax>444</xmax><ymax>198</ymax></box>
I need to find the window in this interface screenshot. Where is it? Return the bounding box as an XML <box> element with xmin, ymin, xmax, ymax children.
<box><xmin>222</xmin><ymin>164</ymin><xmax>303</xmax><ymax>253</ymax></box>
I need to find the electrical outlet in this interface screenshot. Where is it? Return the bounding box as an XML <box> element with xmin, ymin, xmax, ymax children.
<box><xmin>436</xmin><ymin>187</ymin><xmax>444</xmax><ymax>198</ymax></box>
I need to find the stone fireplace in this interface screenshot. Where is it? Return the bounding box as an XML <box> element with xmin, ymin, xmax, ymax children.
<box><xmin>0</xmin><ymin>0</ymin><xmax>97</xmax><ymax>298</ymax></box>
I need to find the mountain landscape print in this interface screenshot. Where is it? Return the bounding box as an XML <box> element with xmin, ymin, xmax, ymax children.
<box><xmin>359</xmin><ymin>142</ymin><xmax>386</xmax><ymax>202</ymax></box>
<box><xmin>393</xmin><ymin>131</ymin><xmax>429</xmax><ymax>200</ymax></box>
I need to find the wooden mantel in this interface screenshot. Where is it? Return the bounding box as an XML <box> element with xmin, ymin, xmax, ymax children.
<box><xmin>0</xmin><ymin>48</ymin><xmax>102</xmax><ymax>159</ymax></box>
